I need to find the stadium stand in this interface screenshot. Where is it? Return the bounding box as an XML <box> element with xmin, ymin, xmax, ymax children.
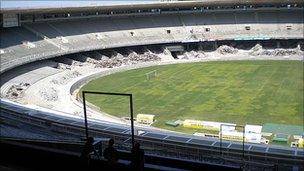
<box><xmin>1</xmin><ymin>98</ymin><xmax>303</xmax><ymax>170</ymax></box>
<box><xmin>1</xmin><ymin>8</ymin><xmax>303</xmax><ymax>73</ymax></box>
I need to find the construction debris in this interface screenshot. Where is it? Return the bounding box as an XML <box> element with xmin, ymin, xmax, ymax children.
<box><xmin>272</xmin><ymin>48</ymin><xmax>302</xmax><ymax>56</ymax></box>
<box><xmin>51</xmin><ymin>71</ymin><xmax>81</xmax><ymax>85</ymax></box>
<box><xmin>5</xmin><ymin>83</ymin><xmax>30</xmax><ymax>99</ymax></box>
<box><xmin>128</xmin><ymin>51</ymin><xmax>161</xmax><ymax>63</ymax></box>
<box><xmin>95</xmin><ymin>51</ymin><xmax>161</xmax><ymax>68</ymax></box>
<box><xmin>216</xmin><ymin>45</ymin><xmax>238</xmax><ymax>55</ymax></box>
<box><xmin>57</xmin><ymin>63</ymin><xmax>71</xmax><ymax>70</ymax></box>
<box><xmin>39</xmin><ymin>87</ymin><xmax>58</xmax><ymax>101</ymax></box>
<box><xmin>250</xmin><ymin>44</ymin><xmax>303</xmax><ymax>56</ymax></box>
<box><xmin>180</xmin><ymin>50</ymin><xmax>206</xmax><ymax>59</ymax></box>
<box><xmin>251</xmin><ymin>44</ymin><xmax>263</xmax><ymax>52</ymax></box>
<box><xmin>85</xmin><ymin>57</ymin><xmax>99</xmax><ymax>64</ymax></box>
<box><xmin>45</xmin><ymin>44</ymin><xmax>304</xmax><ymax>72</ymax></box>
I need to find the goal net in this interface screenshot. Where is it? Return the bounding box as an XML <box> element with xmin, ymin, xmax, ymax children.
<box><xmin>145</xmin><ymin>70</ymin><xmax>157</xmax><ymax>80</ymax></box>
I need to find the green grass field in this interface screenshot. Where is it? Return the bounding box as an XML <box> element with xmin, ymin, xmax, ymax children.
<box><xmin>81</xmin><ymin>61</ymin><xmax>303</xmax><ymax>133</ymax></box>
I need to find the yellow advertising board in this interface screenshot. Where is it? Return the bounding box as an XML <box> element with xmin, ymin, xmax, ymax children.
<box><xmin>136</xmin><ymin>114</ymin><xmax>155</xmax><ymax>125</ymax></box>
<box><xmin>183</xmin><ymin>120</ymin><xmax>203</xmax><ymax>129</ymax></box>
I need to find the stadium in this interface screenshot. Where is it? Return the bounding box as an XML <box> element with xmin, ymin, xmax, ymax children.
<box><xmin>0</xmin><ymin>0</ymin><xmax>303</xmax><ymax>170</ymax></box>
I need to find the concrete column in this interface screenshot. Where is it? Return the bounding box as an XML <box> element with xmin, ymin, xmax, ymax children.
<box><xmin>214</xmin><ymin>41</ymin><xmax>218</xmax><ymax>50</ymax></box>
<box><xmin>185</xmin><ymin>44</ymin><xmax>189</xmax><ymax>51</ymax></box>
<box><xmin>198</xmin><ymin>42</ymin><xmax>203</xmax><ymax>51</ymax></box>
<box><xmin>276</xmin><ymin>41</ymin><xmax>281</xmax><ymax>48</ymax></box>
<box><xmin>18</xmin><ymin>14</ymin><xmax>21</xmax><ymax>26</ymax></box>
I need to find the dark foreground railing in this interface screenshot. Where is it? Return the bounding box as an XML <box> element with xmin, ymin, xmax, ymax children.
<box><xmin>0</xmin><ymin>137</ymin><xmax>241</xmax><ymax>171</ymax></box>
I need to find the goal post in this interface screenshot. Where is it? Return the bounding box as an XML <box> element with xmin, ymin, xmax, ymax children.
<box><xmin>145</xmin><ymin>70</ymin><xmax>157</xmax><ymax>80</ymax></box>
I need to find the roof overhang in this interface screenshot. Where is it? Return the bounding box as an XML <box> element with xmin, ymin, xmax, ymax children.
<box><xmin>1</xmin><ymin>0</ymin><xmax>303</xmax><ymax>14</ymax></box>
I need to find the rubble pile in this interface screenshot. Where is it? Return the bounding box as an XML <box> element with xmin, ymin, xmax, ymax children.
<box><xmin>216</xmin><ymin>45</ymin><xmax>238</xmax><ymax>55</ymax></box>
<box><xmin>250</xmin><ymin>44</ymin><xmax>303</xmax><ymax>56</ymax></box>
<box><xmin>27</xmin><ymin>45</ymin><xmax>304</xmax><ymax>74</ymax></box>
<box><xmin>57</xmin><ymin>63</ymin><xmax>71</xmax><ymax>70</ymax></box>
<box><xmin>251</xmin><ymin>44</ymin><xmax>263</xmax><ymax>52</ymax></box>
<box><xmin>51</xmin><ymin>71</ymin><xmax>81</xmax><ymax>85</ymax></box>
<box><xmin>5</xmin><ymin>83</ymin><xmax>30</xmax><ymax>99</ymax></box>
<box><xmin>39</xmin><ymin>87</ymin><xmax>58</xmax><ymax>101</ymax></box>
<box><xmin>271</xmin><ymin>48</ymin><xmax>303</xmax><ymax>56</ymax></box>
<box><xmin>95</xmin><ymin>51</ymin><xmax>161</xmax><ymax>68</ymax></box>
<box><xmin>95</xmin><ymin>56</ymin><xmax>124</xmax><ymax>68</ymax></box>
<box><xmin>101</xmin><ymin>55</ymin><xmax>110</xmax><ymax>61</ymax></box>
<box><xmin>126</xmin><ymin>52</ymin><xmax>140</xmax><ymax>64</ymax></box>
<box><xmin>86</xmin><ymin>57</ymin><xmax>100</xmax><ymax>64</ymax></box>
<box><xmin>180</xmin><ymin>50</ymin><xmax>206</xmax><ymax>59</ymax></box>
<box><xmin>70</xmin><ymin>60</ymin><xmax>83</xmax><ymax>67</ymax></box>
<box><xmin>128</xmin><ymin>51</ymin><xmax>161</xmax><ymax>63</ymax></box>
<box><xmin>56</xmin><ymin>59</ymin><xmax>84</xmax><ymax>70</ymax></box>
<box><xmin>249</xmin><ymin>44</ymin><xmax>264</xmax><ymax>56</ymax></box>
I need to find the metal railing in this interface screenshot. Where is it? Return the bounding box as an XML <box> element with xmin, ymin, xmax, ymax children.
<box><xmin>1</xmin><ymin>105</ymin><xmax>303</xmax><ymax>171</ymax></box>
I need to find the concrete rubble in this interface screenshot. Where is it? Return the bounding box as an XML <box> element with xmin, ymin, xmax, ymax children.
<box><xmin>85</xmin><ymin>57</ymin><xmax>100</xmax><ymax>64</ymax></box>
<box><xmin>216</xmin><ymin>45</ymin><xmax>238</xmax><ymax>55</ymax></box>
<box><xmin>180</xmin><ymin>50</ymin><xmax>206</xmax><ymax>59</ymax></box>
<box><xmin>57</xmin><ymin>63</ymin><xmax>71</xmax><ymax>70</ymax></box>
<box><xmin>51</xmin><ymin>71</ymin><xmax>82</xmax><ymax>85</ymax></box>
<box><xmin>5</xmin><ymin>83</ymin><xmax>30</xmax><ymax>99</ymax></box>
<box><xmin>39</xmin><ymin>87</ymin><xmax>58</xmax><ymax>101</ymax></box>
<box><xmin>95</xmin><ymin>51</ymin><xmax>161</xmax><ymax>68</ymax></box>
<box><xmin>250</xmin><ymin>44</ymin><xmax>303</xmax><ymax>56</ymax></box>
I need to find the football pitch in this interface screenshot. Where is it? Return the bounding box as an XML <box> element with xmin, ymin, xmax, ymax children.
<box><xmin>81</xmin><ymin>60</ymin><xmax>303</xmax><ymax>133</ymax></box>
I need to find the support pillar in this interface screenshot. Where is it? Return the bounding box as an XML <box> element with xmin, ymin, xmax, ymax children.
<box><xmin>276</xmin><ymin>41</ymin><xmax>281</xmax><ymax>48</ymax></box>
<box><xmin>214</xmin><ymin>41</ymin><xmax>218</xmax><ymax>50</ymax></box>
<box><xmin>198</xmin><ymin>42</ymin><xmax>203</xmax><ymax>51</ymax></box>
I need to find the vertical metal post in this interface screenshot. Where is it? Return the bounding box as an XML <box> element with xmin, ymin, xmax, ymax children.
<box><xmin>220</xmin><ymin>124</ymin><xmax>222</xmax><ymax>157</ymax></box>
<box><xmin>242</xmin><ymin>126</ymin><xmax>245</xmax><ymax>160</ymax></box>
<box><xmin>81</xmin><ymin>91</ymin><xmax>135</xmax><ymax>147</ymax></box>
<box><xmin>82</xmin><ymin>91</ymin><xmax>89</xmax><ymax>139</ymax></box>
<box><xmin>130</xmin><ymin>94</ymin><xmax>135</xmax><ymax>148</ymax></box>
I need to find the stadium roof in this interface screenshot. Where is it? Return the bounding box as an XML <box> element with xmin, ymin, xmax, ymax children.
<box><xmin>1</xmin><ymin>0</ymin><xmax>303</xmax><ymax>14</ymax></box>
<box><xmin>0</xmin><ymin>1</ymin><xmax>159</xmax><ymax>10</ymax></box>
